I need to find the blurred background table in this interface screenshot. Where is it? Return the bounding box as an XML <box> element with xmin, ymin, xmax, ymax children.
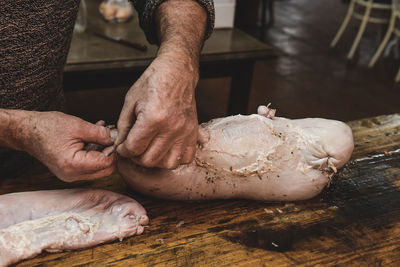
<box><xmin>64</xmin><ymin>0</ymin><xmax>275</xmax><ymax>122</ymax></box>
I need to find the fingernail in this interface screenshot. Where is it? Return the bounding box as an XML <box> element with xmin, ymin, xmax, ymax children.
<box><xmin>106</xmin><ymin>145</ymin><xmax>117</xmax><ymax>157</ymax></box>
<box><xmin>109</xmin><ymin>128</ymin><xmax>119</xmax><ymax>143</ymax></box>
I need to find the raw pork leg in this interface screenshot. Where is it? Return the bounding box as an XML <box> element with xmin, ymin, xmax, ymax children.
<box><xmin>118</xmin><ymin>106</ymin><xmax>354</xmax><ymax>201</ymax></box>
<box><xmin>0</xmin><ymin>189</ymin><xmax>148</xmax><ymax>267</ymax></box>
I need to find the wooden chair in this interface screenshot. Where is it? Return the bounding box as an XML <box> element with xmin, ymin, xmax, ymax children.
<box><xmin>331</xmin><ymin>0</ymin><xmax>392</xmax><ymax>59</ymax></box>
<box><xmin>368</xmin><ymin>0</ymin><xmax>400</xmax><ymax>81</ymax></box>
<box><xmin>261</xmin><ymin>0</ymin><xmax>274</xmax><ymax>28</ymax></box>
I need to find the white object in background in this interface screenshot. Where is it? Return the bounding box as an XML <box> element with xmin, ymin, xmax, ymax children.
<box><xmin>214</xmin><ymin>0</ymin><xmax>236</xmax><ymax>29</ymax></box>
<box><xmin>74</xmin><ymin>0</ymin><xmax>87</xmax><ymax>33</ymax></box>
<box><xmin>99</xmin><ymin>0</ymin><xmax>133</xmax><ymax>23</ymax></box>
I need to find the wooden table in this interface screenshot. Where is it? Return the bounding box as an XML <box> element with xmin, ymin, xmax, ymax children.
<box><xmin>64</xmin><ymin>0</ymin><xmax>275</xmax><ymax>116</ymax></box>
<box><xmin>1</xmin><ymin>113</ymin><xmax>400</xmax><ymax>266</ymax></box>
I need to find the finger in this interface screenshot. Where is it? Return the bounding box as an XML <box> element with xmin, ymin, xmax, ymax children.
<box><xmin>86</xmin><ymin>166</ymin><xmax>116</xmax><ymax>179</ymax></box>
<box><xmin>95</xmin><ymin>120</ymin><xmax>106</xmax><ymax>126</ymax></box>
<box><xmin>73</xmin><ymin>150</ymin><xmax>116</xmax><ymax>172</ymax></box>
<box><xmin>103</xmin><ymin>145</ymin><xmax>117</xmax><ymax>157</ymax></box>
<box><xmin>180</xmin><ymin>131</ymin><xmax>197</xmax><ymax>164</ymax></box>
<box><xmin>74</xmin><ymin>157</ymin><xmax>116</xmax><ymax>175</ymax></box>
<box><xmin>78</xmin><ymin>120</ymin><xmax>113</xmax><ymax>146</ymax></box>
<box><xmin>136</xmin><ymin>136</ymin><xmax>175</xmax><ymax>168</ymax></box>
<box><xmin>197</xmin><ymin>127</ymin><xmax>210</xmax><ymax>145</ymax></box>
<box><xmin>159</xmin><ymin>144</ymin><xmax>183</xmax><ymax>169</ymax></box>
<box><xmin>116</xmin><ymin>95</ymin><xmax>137</xmax><ymax>146</ymax></box>
<box><xmin>117</xmin><ymin>118</ymin><xmax>158</xmax><ymax>158</ymax></box>
<box><xmin>75</xmin><ymin>165</ymin><xmax>116</xmax><ymax>181</ymax></box>
<box><xmin>181</xmin><ymin>144</ymin><xmax>196</xmax><ymax>164</ymax></box>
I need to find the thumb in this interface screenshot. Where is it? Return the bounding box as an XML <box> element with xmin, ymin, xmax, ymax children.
<box><xmin>78</xmin><ymin>120</ymin><xmax>113</xmax><ymax>146</ymax></box>
<box><xmin>116</xmin><ymin>99</ymin><xmax>136</xmax><ymax>146</ymax></box>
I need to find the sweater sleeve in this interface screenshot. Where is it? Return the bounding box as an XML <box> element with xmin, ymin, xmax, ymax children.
<box><xmin>129</xmin><ymin>0</ymin><xmax>215</xmax><ymax>44</ymax></box>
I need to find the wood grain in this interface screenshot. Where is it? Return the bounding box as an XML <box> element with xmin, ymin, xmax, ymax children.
<box><xmin>1</xmin><ymin>114</ymin><xmax>399</xmax><ymax>266</ymax></box>
<box><xmin>348</xmin><ymin>113</ymin><xmax>400</xmax><ymax>159</ymax></box>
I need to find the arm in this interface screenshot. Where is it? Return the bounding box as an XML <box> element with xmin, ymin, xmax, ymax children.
<box><xmin>0</xmin><ymin>109</ymin><xmax>116</xmax><ymax>181</ymax></box>
<box><xmin>130</xmin><ymin>0</ymin><xmax>214</xmax><ymax>45</ymax></box>
<box><xmin>116</xmin><ymin>0</ymin><xmax>214</xmax><ymax>169</ymax></box>
<box><xmin>155</xmin><ymin>0</ymin><xmax>208</xmax><ymax>60</ymax></box>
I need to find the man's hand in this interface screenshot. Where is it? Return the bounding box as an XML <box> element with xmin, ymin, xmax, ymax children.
<box><xmin>116</xmin><ymin>56</ymin><xmax>199</xmax><ymax>169</ymax></box>
<box><xmin>17</xmin><ymin>111</ymin><xmax>116</xmax><ymax>182</ymax></box>
<box><xmin>116</xmin><ymin>0</ymin><xmax>208</xmax><ymax>169</ymax></box>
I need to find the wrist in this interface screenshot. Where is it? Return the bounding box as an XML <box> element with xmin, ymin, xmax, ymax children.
<box><xmin>0</xmin><ymin>109</ymin><xmax>33</xmax><ymax>151</ymax></box>
<box><xmin>155</xmin><ymin>50</ymin><xmax>200</xmax><ymax>81</ymax></box>
<box><xmin>154</xmin><ymin>0</ymin><xmax>207</xmax><ymax>82</ymax></box>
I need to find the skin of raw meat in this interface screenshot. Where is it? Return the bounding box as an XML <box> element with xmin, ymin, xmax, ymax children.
<box><xmin>119</xmin><ymin>111</ymin><xmax>354</xmax><ymax>201</ymax></box>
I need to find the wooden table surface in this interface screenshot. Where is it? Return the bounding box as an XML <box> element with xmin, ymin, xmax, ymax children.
<box><xmin>2</xmin><ymin>113</ymin><xmax>400</xmax><ymax>266</ymax></box>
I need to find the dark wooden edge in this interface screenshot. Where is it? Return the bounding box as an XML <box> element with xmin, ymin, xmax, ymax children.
<box><xmin>64</xmin><ymin>56</ymin><xmax>276</xmax><ymax>91</ymax></box>
<box><xmin>64</xmin><ymin>50</ymin><xmax>276</xmax><ymax>73</ymax></box>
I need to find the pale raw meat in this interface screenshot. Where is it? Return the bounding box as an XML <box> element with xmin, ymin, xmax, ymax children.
<box><xmin>0</xmin><ymin>189</ymin><xmax>148</xmax><ymax>267</ymax></box>
<box><xmin>119</xmin><ymin>106</ymin><xmax>354</xmax><ymax>201</ymax></box>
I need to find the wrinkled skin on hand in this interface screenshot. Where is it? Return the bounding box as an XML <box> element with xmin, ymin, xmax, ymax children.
<box><xmin>18</xmin><ymin>111</ymin><xmax>116</xmax><ymax>182</ymax></box>
<box><xmin>116</xmin><ymin>55</ymin><xmax>199</xmax><ymax>169</ymax></box>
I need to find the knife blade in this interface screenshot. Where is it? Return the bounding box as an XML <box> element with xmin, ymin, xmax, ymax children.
<box><xmin>89</xmin><ymin>30</ymin><xmax>148</xmax><ymax>52</ymax></box>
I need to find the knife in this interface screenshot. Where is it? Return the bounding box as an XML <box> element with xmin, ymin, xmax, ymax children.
<box><xmin>89</xmin><ymin>30</ymin><xmax>148</xmax><ymax>52</ymax></box>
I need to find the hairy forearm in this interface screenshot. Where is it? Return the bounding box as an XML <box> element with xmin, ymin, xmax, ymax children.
<box><xmin>155</xmin><ymin>0</ymin><xmax>207</xmax><ymax>68</ymax></box>
<box><xmin>0</xmin><ymin>109</ymin><xmax>31</xmax><ymax>151</ymax></box>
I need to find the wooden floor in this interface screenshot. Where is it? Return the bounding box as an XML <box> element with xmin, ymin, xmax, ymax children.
<box><xmin>195</xmin><ymin>0</ymin><xmax>400</xmax><ymax>123</ymax></box>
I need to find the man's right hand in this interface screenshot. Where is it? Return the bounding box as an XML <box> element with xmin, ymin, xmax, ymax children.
<box><xmin>14</xmin><ymin>111</ymin><xmax>116</xmax><ymax>182</ymax></box>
